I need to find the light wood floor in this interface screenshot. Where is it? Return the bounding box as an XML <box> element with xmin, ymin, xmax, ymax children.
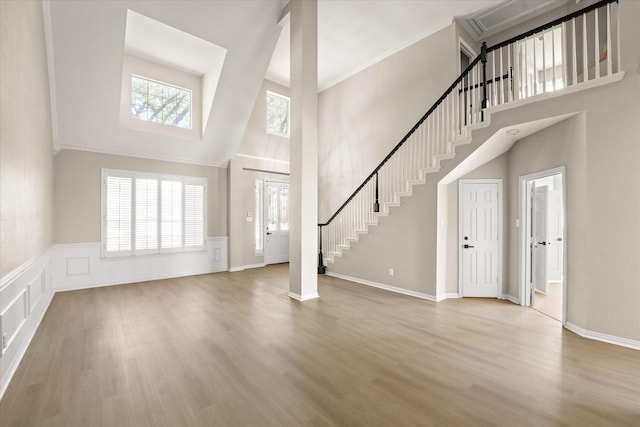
<box><xmin>1</xmin><ymin>264</ymin><xmax>639</xmax><ymax>426</ymax></box>
<box><xmin>534</xmin><ymin>281</ymin><xmax>563</xmax><ymax>321</ymax></box>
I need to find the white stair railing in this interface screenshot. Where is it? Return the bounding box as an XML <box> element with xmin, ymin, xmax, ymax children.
<box><xmin>317</xmin><ymin>0</ymin><xmax>619</xmax><ymax>270</ymax></box>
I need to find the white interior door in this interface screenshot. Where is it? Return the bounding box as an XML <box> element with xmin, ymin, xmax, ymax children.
<box><xmin>532</xmin><ymin>185</ymin><xmax>548</xmax><ymax>294</ymax></box>
<box><xmin>264</xmin><ymin>182</ymin><xmax>289</xmax><ymax>265</ymax></box>
<box><xmin>546</xmin><ymin>189</ymin><xmax>564</xmax><ymax>282</ymax></box>
<box><xmin>460</xmin><ymin>181</ymin><xmax>500</xmax><ymax>297</ymax></box>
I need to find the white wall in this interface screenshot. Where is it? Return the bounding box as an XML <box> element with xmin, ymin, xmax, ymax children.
<box><xmin>318</xmin><ymin>23</ymin><xmax>459</xmax><ymax>221</ymax></box>
<box><xmin>0</xmin><ymin>0</ymin><xmax>54</xmax><ymax>277</ymax></box>
<box><xmin>0</xmin><ymin>0</ymin><xmax>55</xmax><ymax>399</ymax></box>
<box><xmin>54</xmin><ymin>150</ymin><xmax>227</xmax><ymax>243</ymax></box>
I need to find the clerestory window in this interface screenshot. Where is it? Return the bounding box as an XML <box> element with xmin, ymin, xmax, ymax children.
<box><xmin>131</xmin><ymin>75</ymin><xmax>192</xmax><ymax>129</ymax></box>
<box><xmin>266</xmin><ymin>91</ymin><xmax>290</xmax><ymax>137</ymax></box>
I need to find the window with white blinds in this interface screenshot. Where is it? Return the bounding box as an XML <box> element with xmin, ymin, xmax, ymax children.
<box><xmin>102</xmin><ymin>169</ymin><xmax>206</xmax><ymax>257</ymax></box>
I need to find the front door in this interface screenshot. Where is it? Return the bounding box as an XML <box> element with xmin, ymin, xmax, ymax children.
<box><xmin>532</xmin><ymin>185</ymin><xmax>548</xmax><ymax>294</ymax></box>
<box><xmin>264</xmin><ymin>181</ymin><xmax>289</xmax><ymax>265</ymax></box>
<box><xmin>460</xmin><ymin>181</ymin><xmax>501</xmax><ymax>297</ymax></box>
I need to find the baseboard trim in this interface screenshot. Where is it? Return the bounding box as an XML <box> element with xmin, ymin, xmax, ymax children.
<box><xmin>564</xmin><ymin>322</ymin><xmax>640</xmax><ymax>351</ymax></box>
<box><xmin>501</xmin><ymin>294</ymin><xmax>521</xmax><ymax>305</ymax></box>
<box><xmin>326</xmin><ymin>271</ymin><xmax>437</xmax><ymax>302</ymax></box>
<box><xmin>288</xmin><ymin>292</ymin><xmax>319</xmax><ymax>301</ymax></box>
<box><xmin>52</xmin><ymin>238</ymin><xmax>228</xmax><ymax>292</ymax></box>
<box><xmin>54</xmin><ymin>267</ymin><xmax>228</xmax><ymax>292</ymax></box>
<box><xmin>229</xmin><ymin>263</ymin><xmax>266</xmax><ymax>272</ymax></box>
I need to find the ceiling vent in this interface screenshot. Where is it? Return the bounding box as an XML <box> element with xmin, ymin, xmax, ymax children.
<box><xmin>456</xmin><ymin>0</ymin><xmax>568</xmax><ymax>41</ymax></box>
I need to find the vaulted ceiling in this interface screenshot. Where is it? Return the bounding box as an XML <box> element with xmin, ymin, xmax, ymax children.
<box><xmin>45</xmin><ymin>0</ymin><xmax>519</xmax><ymax>167</ymax></box>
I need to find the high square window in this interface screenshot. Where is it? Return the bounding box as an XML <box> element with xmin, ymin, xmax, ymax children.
<box><xmin>266</xmin><ymin>91</ymin><xmax>290</xmax><ymax>137</ymax></box>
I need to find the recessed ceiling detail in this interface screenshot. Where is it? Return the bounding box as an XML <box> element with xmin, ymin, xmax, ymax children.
<box><xmin>456</xmin><ymin>0</ymin><xmax>569</xmax><ymax>42</ymax></box>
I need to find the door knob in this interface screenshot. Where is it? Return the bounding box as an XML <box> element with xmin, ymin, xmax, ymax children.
<box><xmin>537</xmin><ymin>241</ymin><xmax>547</xmax><ymax>245</ymax></box>
<box><xmin>266</xmin><ymin>232</ymin><xmax>273</xmax><ymax>235</ymax></box>
<box><xmin>556</xmin><ymin>237</ymin><xmax>563</xmax><ymax>241</ymax></box>
<box><xmin>463</xmin><ymin>244</ymin><xmax>475</xmax><ymax>249</ymax></box>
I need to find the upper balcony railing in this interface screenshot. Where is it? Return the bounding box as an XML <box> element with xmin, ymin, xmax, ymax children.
<box><xmin>318</xmin><ymin>0</ymin><xmax>620</xmax><ymax>271</ymax></box>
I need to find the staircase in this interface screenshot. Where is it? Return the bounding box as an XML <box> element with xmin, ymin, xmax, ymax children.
<box><xmin>318</xmin><ymin>0</ymin><xmax>620</xmax><ymax>271</ymax></box>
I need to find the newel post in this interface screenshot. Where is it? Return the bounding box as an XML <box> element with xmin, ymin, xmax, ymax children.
<box><xmin>373</xmin><ymin>172</ymin><xmax>380</xmax><ymax>213</ymax></box>
<box><xmin>317</xmin><ymin>225</ymin><xmax>326</xmax><ymax>274</ymax></box>
<box><xmin>481</xmin><ymin>42</ymin><xmax>488</xmax><ymax>120</ymax></box>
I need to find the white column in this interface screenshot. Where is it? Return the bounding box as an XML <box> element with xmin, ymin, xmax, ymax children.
<box><xmin>288</xmin><ymin>0</ymin><xmax>318</xmax><ymax>301</ymax></box>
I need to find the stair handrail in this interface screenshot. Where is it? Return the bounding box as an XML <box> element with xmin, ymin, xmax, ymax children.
<box><xmin>318</xmin><ymin>0</ymin><xmax>617</xmax><ymax>229</ymax></box>
<box><xmin>318</xmin><ymin>53</ymin><xmax>483</xmax><ymax>227</ymax></box>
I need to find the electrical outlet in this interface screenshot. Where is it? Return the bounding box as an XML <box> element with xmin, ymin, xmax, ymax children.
<box><xmin>389</xmin><ymin>268</ymin><xmax>394</xmax><ymax>276</ymax></box>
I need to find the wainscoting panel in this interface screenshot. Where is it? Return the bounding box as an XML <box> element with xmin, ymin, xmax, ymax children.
<box><xmin>0</xmin><ymin>249</ymin><xmax>53</xmax><ymax>399</ymax></box>
<box><xmin>52</xmin><ymin>237</ymin><xmax>228</xmax><ymax>291</ymax></box>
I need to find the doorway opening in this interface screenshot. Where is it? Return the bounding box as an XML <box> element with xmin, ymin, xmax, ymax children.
<box><xmin>520</xmin><ymin>167</ymin><xmax>566</xmax><ymax>322</ymax></box>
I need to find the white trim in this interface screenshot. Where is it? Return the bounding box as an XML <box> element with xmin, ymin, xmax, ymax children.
<box><xmin>288</xmin><ymin>292</ymin><xmax>319</xmax><ymax>301</ymax></box>
<box><xmin>0</xmin><ymin>249</ymin><xmax>53</xmax><ymax>400</ymax></box>
<box><xmin>52</xmin><ymin>238</ymin><xmax>228</xmax><ymax>291</ymax></box>
<box><xmin>458</xmin><ymin>37</ymin><xmax>477</xmax><ymax>74</ymax></box>
<box><xmin>519</xmin><ymin>166</ymin><xmax>567</xmax><ymax>324</ymax></box>
<box><xmin>488</xmin><ymin>72</ymin><xmax>625</xmax><ymax>115</ymax></box>
<box><xmin>443</xmin><ymin>292</ymin><xmax>460</xmax><ymax>300</ymax></box>
<box><xmin>458</xmin><ymin>179</ymin><xmax>503</xmax><ymax>298</ymax></box>
<box><xmin>0</xmin><ymin>291</ymin><xmax>53</xmax><ymax>401</ymax></box>
<box><xmin>42</xmin><ymin>0</ymin><xmax>59</xmax><ymax>153</ymax></box>
<box><xmin>0</xmin><ymin>248</ymin><xmax>50</xmax><ymax>291</ymax></box>
<box><xmin>501</xmin><ymin>294</ymin><xmax>520</xmax><ymax>305</ymax></box>
<box><xmin>565</xmin><ymin>322</ymin><xmax>640</xmax><ymax>351</ymax></box>
<box><xmin>236</xmin><ymin>153</ymin><xmax>290</xmax><ymax>165</ymax></box>
<box><xmin>229</xmin><ymin>263</ymin><xmax>266</xmax><ymax>272</ymax></box>
<box><xmin>326</xmin><ymin>271</ymin><xmax>437</xmax><ymax>302</ymax></box>
<box><xmin>57</xmin><ymin>144</ymin><xmax>228</xmax><ymax>169</ymax></box>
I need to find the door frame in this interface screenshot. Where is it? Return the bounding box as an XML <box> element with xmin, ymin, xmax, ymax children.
<box><xmin>519</xmin><ymin>166</ymin><xmax>567</xmax><ymax>324</ymax></box>
<box><xmin>458</xmin><ymin>179</ymin><xmax>503</xmax><ymax>298</ymax></box>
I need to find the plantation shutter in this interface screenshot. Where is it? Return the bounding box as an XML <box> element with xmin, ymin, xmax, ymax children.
<box><xmin>105</xmin><ymin>176</ymin><xmax>132</xmax><ymax>253</ymax></box>
<box><xmin>184</xmin><ymin>183</ymin><xmax>205</xmax><ymax>247</ymax></box>
<box><xmin>161</xmin><ymin>180</ymin><xmax>183</xmax><ymax>249</ymax></box>
<box><xmin>135</xmin><ymin>178</ymin><xmax>158</xmax><ymax>251</ymax></box>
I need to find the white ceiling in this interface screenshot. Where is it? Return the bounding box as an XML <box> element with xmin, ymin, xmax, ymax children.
<box><xmin>266</xmin><ymin>0</ymin><xmax>503</xmax><ymax>91</ymax></box>
<box><xmin>47</xmin><ymin>0</ymin><xmax>284</xmax><ymax>167</ymax></box>
<box><xmin>46</xmin><ymin>0</ymin><xmax>558</xmax><ymax>167</ymax></box>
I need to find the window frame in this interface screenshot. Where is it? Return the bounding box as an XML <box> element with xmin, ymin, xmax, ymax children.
<box><xmin>131</xmin><ymin>74</ymin><xmax>193</xmax><ymax>130</ymax></box>
<box><xmin>101</xmin><ymin>168</ymin><xmax>207</xmax><ymax>258</ymax></box>
<box><xmin>266</xmin><ymin>90</ymin><xmax>290</xmax><ymax>138</ymax></box>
